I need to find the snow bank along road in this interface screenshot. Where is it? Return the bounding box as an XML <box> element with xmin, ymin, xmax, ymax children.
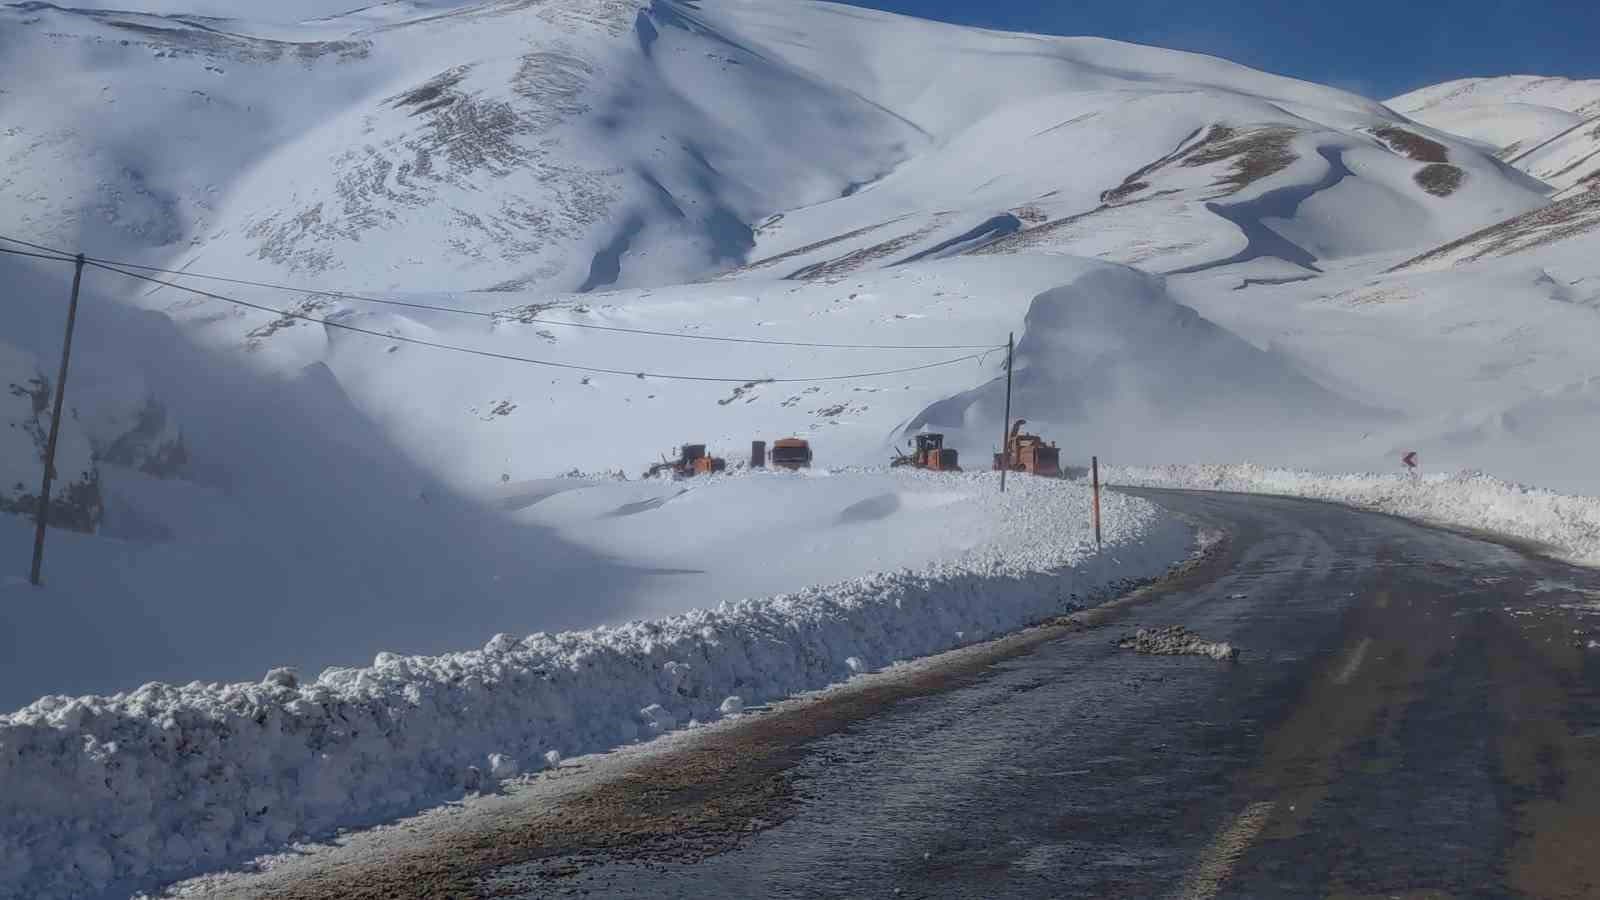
<box><xmin>0</xmin><ymin>474</ymin><xmax>1192</xmax><ymax>900</ymax></box>
<box><xmin>1106</xmin><ymin>463</ymin><xmax>1600</xmax><ymax>567</ymax></box>
<box><xmin>172</xmin><ymin>489</ymin><xmax>1600</xmax><ymax>899</ymax></box>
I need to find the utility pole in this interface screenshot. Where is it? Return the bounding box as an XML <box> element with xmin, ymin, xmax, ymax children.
<box><xmin>999</xmin><ymin>331</ymin><xmax>1013</xmax><ymax>494</ymax></box>
<box><xmin>1091</xmin><ymin>455</ymin><xmax>1102</xmax><ymax>551</ymax></box>
<box><xmin>30</xmin><ymin>253</ymin><xmax>86</xmax><ymax>587</ymax></box>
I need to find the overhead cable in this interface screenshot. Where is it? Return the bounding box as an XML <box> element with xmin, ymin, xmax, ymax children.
<box><xmin>87</xmin><ymin>260</ymin><xmax>1001</xmax><ymax>384</ymax></box>
<box><xmin>0</xmin><ymin>234</ymin><xmax>1001</xmax><ymax>352</ymax></box>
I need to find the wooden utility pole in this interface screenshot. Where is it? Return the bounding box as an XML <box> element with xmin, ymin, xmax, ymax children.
<box><xmin>999</xmin><ymin>332</ymin><xmax>1013</xmax><ymax>494</ymax></box>
<box><xmin>1091</xmin><ymin>455</ymin><xmax>1102</xmax><ymax>551</ymax></box>
<box><xmin>30</xmin><ymin>253</ymin><xmax>86</xmax><ymax>587</ymax></box>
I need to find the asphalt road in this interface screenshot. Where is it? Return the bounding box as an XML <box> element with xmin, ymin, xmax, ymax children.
<box><xmin>220</xmin><ymin>489</ymin><xmax>1600</xmax><ymax>900</ymax></box>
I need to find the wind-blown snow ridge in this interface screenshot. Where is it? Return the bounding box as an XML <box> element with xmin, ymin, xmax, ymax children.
<box><xmin>0</xmin><ymin>471</ymin><xmax>1191</xmax><ymax>900</ymax></box>
<box><xmin>1106</xmin><ymin>463</ymin><xmax>1600</xmax><ymax>566</ymax></box>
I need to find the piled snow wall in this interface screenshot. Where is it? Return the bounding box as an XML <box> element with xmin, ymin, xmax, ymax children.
<box><xmin>1107</xmin><ymin>463</ymin><xmax>1600</xmax><ymax>566</ymax></box>
<box><xmin>0</xmin><ymin>476</ymin><xmax>1191</xmax><ymax>899</ymax></box>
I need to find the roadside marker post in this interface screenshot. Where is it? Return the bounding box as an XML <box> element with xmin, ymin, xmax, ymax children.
<box><xmin>30</xmin><ymin>253</ymin><xmax>87</xmax><ymax>586</ymax></box>
<box><xmin>1092</xmin><ymin>455</ymin><xmax>1102</xmax><ymax>551</ymax></box>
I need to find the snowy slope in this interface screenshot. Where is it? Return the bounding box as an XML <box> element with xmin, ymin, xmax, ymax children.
<box><xmin>1512</xmin><ymin>119</ymin><xmax>1600</xmax><ymax>198</ymax></box>
<box><xmin>1390</xmin><ymin>75</ymin><xmax>1600</xmax><ymax>194</ymax></box>
<box><xmin>1390</xmin><ymin>189</ymin><xmax>1600</xmax><ymax>271</ymax></box>
<box><xmin>1159</xmin><ymin>202</ymin><xmax>1600</xmax><ymax>495</ymax></box>
<box><xmin>1390</xmin><ymin>75</ymin><xmax>1600</xmax><ymax>150</ymax></box>
<box><xmin>704</xmin><ymin>2</ymin><xmax>1545</xmax><ymax>281</ymax></box>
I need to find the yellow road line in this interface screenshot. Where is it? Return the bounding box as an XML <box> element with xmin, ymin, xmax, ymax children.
<box><xmin>1333</xmin><ymin>636</ymin><xmax>1373</xmax><ymax>685</ymax></box>
<box><xmin>1177</xmin><ymin>800</ymin><xmax>1277</xmax><ymax>899</ymax></box>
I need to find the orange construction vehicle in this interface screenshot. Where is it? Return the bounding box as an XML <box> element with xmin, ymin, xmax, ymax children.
<box><xmin>993</xmin><ymin>419</ymin><xmax>1061</xmax><ymax>477</ymax></box>
<box><xmin>769</xmin><ymin>437</ymin><xmax>813</xmax><ymax>470</ymax></box>
<box><xmin>645</xmin><ymin>443</ymin><xmax>726</xmax><ymax>479</ymax></box>
<box><xmin>891</xmin><ymin>433</ymin><xmax>961</xmax><ymax>472</ymax></box>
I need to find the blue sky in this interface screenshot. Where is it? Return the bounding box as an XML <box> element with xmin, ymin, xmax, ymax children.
<box><xmin>841</xmin><ymin>0</ymin><xmax>1599</xmax><ymax>99</ymax></box>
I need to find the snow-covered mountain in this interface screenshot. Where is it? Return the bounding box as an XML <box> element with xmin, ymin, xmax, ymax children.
<box><xmin>4</xmin><ymin>0</ymin><xmax>1600</xmax><ymax>734</ymax></box>
<box><xmin>1</xmin><ymin>0</ymin><xmax>934</xmax><ymax>294</ymax></box>
<box><xmin>3</xmin><ymin>0</ymin><xmax>1549</xmax><ymax>296</ymax></box>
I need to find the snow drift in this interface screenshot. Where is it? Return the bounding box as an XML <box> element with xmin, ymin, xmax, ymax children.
<box><xmin>903</xmin><ymin>265</ymin><xmax>1383</xmax><ymax>463</ymax></box>
<box><xmin>0</xmin><ymin>473</ymin><xmax>1191</xmax><ymax>900</ymax></box>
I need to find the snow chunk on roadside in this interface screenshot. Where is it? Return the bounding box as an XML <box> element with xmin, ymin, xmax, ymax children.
<box><xmin>487</xmin><ymin>754</ymin><xmax>520</xmax><ymax>780</ymax></box>
<box><xmin>261</xmin><ymin>667</ymin><xmax>300</xmax><ymax>689</ymax></box>
<box><xmin>640</xmin><ymin>703</ymin><xmax>678</xmax><ymax>734</ymax></box>
<box><xmin>1117</xmin><ymin>625</ymin><xmax>1239</xmax><ymax>661</ymax></box>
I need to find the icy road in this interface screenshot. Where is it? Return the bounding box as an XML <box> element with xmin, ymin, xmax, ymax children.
<box><xmin>173</xmin><ymin>490</ymin><xmax>1600</xmax><ymax>899</ymax></box>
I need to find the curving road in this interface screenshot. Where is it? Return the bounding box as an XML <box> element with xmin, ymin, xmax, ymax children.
<box><xmin>206</xmin><ymin>489</ymin><xmax>1600</xmax><ymax>900</ymax></box>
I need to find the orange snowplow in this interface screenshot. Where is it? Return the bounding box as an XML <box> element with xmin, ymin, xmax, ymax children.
<box><xmin>769</xmin><ymin>437</ymin><xmax>813</xmax><ymax>470</ymax></box>
<box><xmin>892</xmin><ymin>433</ymin><xmax>961</xmax><ymax>472</ymax></box>
<box><xmin>993</xmin><ymin>419</ymin><xmax>1060</xmax><ymax>477</ymax></box>
<box><xmin>645</xmin><ymin>443</ymin><xmax>726</xmax><ymax>479</ymax></box>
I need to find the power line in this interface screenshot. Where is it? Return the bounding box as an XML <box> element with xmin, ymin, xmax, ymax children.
<box><xmin>0</xmin><ymin>233</ymin><xmax>1002</xmax><ymax>351</ymax></box>
<box><xmin>0</xmin><ymin>234</ymin><xmax>76</xmax><ymax>256</ymax></box>
<box><xmin>86</xmin><ymin>260</ymin><xmax>1001</xmax><ymax>384</ymax></box>
<box><xmin>0</xmin><ymin>245</ymin><xmax>78</xmax><ymax>264</ymax></box>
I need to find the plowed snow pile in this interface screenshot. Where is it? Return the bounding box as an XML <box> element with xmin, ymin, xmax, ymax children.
<box><xmin>0</xmin><ymin>470</ymin><xmax>1191</xmax><ymax>900</ymax></box>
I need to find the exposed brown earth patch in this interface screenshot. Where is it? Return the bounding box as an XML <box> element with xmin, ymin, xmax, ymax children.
<box><xmin>720</xmin><ymin>217</ymin><xmax>907</xmax><ymax>278</ymax></box>
<box><xmin>968</xmin><ymin>203</ymin><xmax>1114</xmax><ymax>254</ymax></box>
<box><xmin>785</xmin><ymin>217</ymin><xmax>952</xmax><ymax>281</ymax></box>
<box><xmin>1180</xmin><ymin>125</ymin><xmax>1298</xmax><ymax>192</ymax></box>
<box><xmin>1099</xmin><ymin>124</ymin><xmax>1298</xmax><ymax>206</ymax></box>
<box><xmin>1369</xmin><ymin>126</ymin><xmax>1463</xmax><ymax>196</ymax></box>
<box><xmin>1415</xmin><ymin>163</ymin><xmax>1465</xmax><ymax>196</ymax></box>
<box><xmin>969</xmin><ymin>191</ymin><xmax>1184</xmax><ymax>258</ymax></box>
<box><xmin>1100</xmin><ymin>126</ymin><xmax>1204</xmax><ymax>205</ymax></box>
<box><xmin>1372</xmin><ymin>126</ymin><xmax>1450</xmax><ymax>163</ymax></box>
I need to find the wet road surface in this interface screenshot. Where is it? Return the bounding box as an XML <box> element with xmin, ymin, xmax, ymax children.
<box><xmin>232</xmin><ymin>490</ymin><xmax>1600</xmax><ymax>899</ymax></box>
